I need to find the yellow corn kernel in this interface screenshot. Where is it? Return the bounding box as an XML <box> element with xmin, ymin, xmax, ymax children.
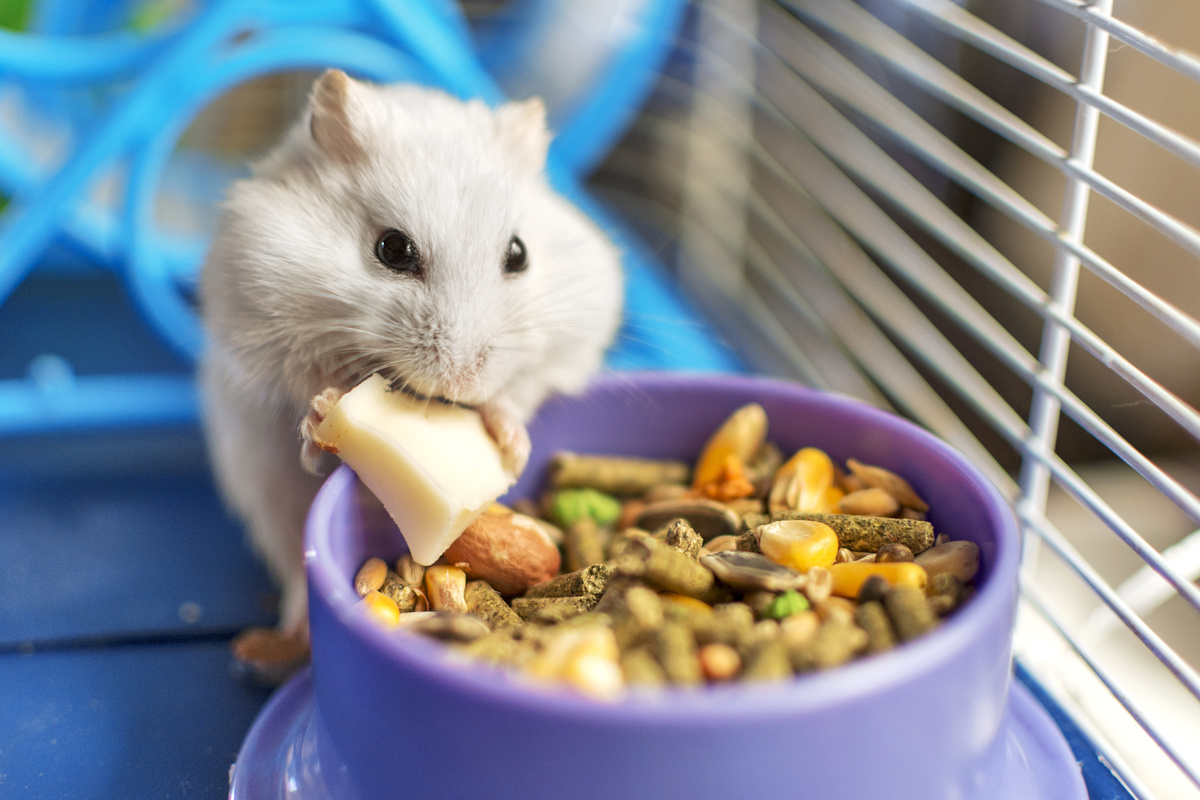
<box><xmin>692</xmin><ymin>403</ymin><xmax>768</xmax><ymax>490</ymax></box>
<box><xmin>757</xmin><ymin>519</ymin><xmax>840</xmax><ymax>572</ymax></box>
<box><xmin>828</xmin><ymin>561</ymin><xmax>928</xmax><ymax>599</ymax></box>
<box><xmin>770</xmin><ymin>447</ymin><xmax>838</xmax><ymax>513</ymax></box>
<box><xmin>659</xmin><ymin>593</ymin><xmax>714</xmax><ymax>615</ymax></box>
<box><xmin>361</xmin><ymin>589</ymin><xmax>401</xmax><ymax>627</ymax></box>
<box><xmin>424</xmin><ymin>564</ymin><xmax>468</xmax><ymax>614</ymax></box>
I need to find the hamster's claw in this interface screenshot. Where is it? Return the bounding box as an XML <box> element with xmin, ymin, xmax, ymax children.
<box><xmin>300</xmin><ymin>387</ymin><xmax>343</xmax><ymax>475</ymax></box>
<box><xmin>479</xmin><ymin>401</ymin><xmax>531</xmax><ymax>477</ymax></box>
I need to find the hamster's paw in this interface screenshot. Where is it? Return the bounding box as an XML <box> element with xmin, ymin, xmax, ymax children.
<box><xmin>299</xmin><ymin>387</ymin><xmax>343</xmax><ymax>475</ymax></box>
<box><xmin>479</xmin><ymin>400</ymin><xmax>531</xmax><ymax>476</ymax></box>
<box><xmin>230</xmin><ymin>624</ymin><xmax>310</xmax><ymax>686</ymax></box>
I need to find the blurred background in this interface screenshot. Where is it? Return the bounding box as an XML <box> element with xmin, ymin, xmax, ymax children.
<box><xmin>0</xmin><ymin>1</ymin><xmax>1197</xmax><ymax>798</ymax></box>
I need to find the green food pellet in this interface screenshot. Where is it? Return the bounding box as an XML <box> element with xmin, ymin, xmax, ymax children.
<box><xmin>764</xmin><ymin>590</ymin><xmax>810</xmax><ymax>620</ymax></box>
<box><xmin>550</xmin><ymin>488</ymin><xmax>622</xmax><ymax>527</ymax></box>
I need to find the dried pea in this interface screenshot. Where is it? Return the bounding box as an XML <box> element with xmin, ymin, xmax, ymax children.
<box><xmin>550</xmin><ymin>487</ymin><xmax>622</xmax><ymax>528</ymax></box>
<box><xmin>763</xmin><ymin>589</ymin><xmax>810</xmax><ymax>620</ymax></box>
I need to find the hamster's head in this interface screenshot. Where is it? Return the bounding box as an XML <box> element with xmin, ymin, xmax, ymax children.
<box><xmin>203</xmin><ymin>70</ymin><xmax>623</xmax><ymax>414</ymax></box>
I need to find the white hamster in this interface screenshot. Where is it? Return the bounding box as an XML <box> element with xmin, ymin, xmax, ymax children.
<box><xmin>198</xmin><ymin>70</ymin><xmax>624</xmax><ymax>650</ymax></box>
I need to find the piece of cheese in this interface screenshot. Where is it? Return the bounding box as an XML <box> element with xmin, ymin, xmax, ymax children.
<box><xmin>314</xmin><ymin>374</ymin><xmax>517</xmax><ymax>565</ymax></box>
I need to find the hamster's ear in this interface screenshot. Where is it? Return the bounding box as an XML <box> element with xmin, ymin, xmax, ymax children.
<box><xmin>310</xmin><ymin>69</ymin><xmax>366</xmax><ymax>163</ymax></box>
<box><xmin>497</xmin><ymin>97</ymin><xmax>550</xmax><ymax>171</ymax></box>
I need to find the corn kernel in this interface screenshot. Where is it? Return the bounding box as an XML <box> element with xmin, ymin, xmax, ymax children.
<box><xmin>828</xmin><ymin>561</ymin><xmax>928</xmax><ymax>599</ymax></box>
<box><xmin>757</xmin><ymin>519</ymin><xmax>839</xmax><ymax>572</ymax></box>
<box><xmin>361</xmin><ymin>589</ymin><xmax>401</xmax><ymax>627</ymax></box>
<box><xmin>692</xmin><ymin>403</ymin><xmax>768</xmax><ymax>490</ymax></box>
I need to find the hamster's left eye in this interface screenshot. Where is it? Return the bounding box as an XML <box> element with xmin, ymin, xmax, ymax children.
<box><xmin>504</xmin><ymin>236</ymin><xmax>528</xmax><ymax>274</ymax></box>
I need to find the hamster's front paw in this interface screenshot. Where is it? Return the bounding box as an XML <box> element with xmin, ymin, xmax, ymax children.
<box><xmin>299</xmin><ymin>387</ymin><xmax>344</xmax><ymax>474</ymax></box>
<box><xmin>479</xmin><ymin>400</ymin><xmax>531</xmax><ymax>477</ymax></box>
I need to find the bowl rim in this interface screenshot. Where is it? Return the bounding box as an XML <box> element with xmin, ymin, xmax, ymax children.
<box><xmin>306</xmin><ymin>370</ymin><xmax>1021</xmax><ymax>720</ymax></box>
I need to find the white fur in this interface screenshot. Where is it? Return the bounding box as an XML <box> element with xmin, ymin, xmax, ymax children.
<box><xmin>198</xmin><ymin>73</ymin><xmax>624</xmax><ymax>634</ymax></box>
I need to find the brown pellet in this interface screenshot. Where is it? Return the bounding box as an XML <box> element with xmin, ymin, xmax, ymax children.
<box><xmin>549</xmin><ymin>451</ymin><xmax>690</xmax><ymax>495</ymax></box>
<box><xmin>664</xmin><ymin>518</ymin><xmax>703</xmax><ymax>559</ymax></box>
<box><xmin>562</xmin><ymin>517</ymin><xmax>607</xmax><ymax>573</ymax></box>
<box><xmin>620</xmin><ymin>647</ymin><xmax>668</xmax><ymax>687</ymax></box>
<box><xmin>616</xmin><ymin>535</ymin><xmax>719</xmax><ymax>601</ymax></box>
<box><xmin>655</xmin><ymin>621</ymin><xmax>703</xmax><ymax>685</ymax></box>
<box><xmin>884</xmin><ymin>586</ymin><xmax>939</xmax><ymax>641</ymax></box>
<box><xmin>379</xmin><ymin>571</ymin><xmax>424</xmax><ymax>613</ymax></box>
<box><xmin>511</xmin><ymin>595</ymin><xmax>594</xmax><ymax>622</ymax></box>
<box><xmin>854</xmin><ymin>601</ymin><xmax>896</xmax><ymax>654</ymax></box>
<box><xmin>525</xmin><ymin>562</ymin><xmax>615</xmax><ymax>601</ymax></box>
<box><xmin>742</xmin><ymin>638</ymin><xmax>793</xmax><ymax>682</ymax></box>
<box><xmin>464</xmin><ymin>581</ymin><xmax>524</xmax><ymax>630</ymax></box>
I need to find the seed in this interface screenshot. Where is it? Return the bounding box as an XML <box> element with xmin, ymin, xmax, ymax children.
<box><xmin>914</xmin><ymin>540</ymin><xmax>980</xmax><ymax>583</ymax></box>
<box><xmin>802</xmin><ymin>566</ymin><xmax>833</xmax><ymax>604</ymax></box>
<box><xmin>361</xmin><ymin>589</ymin><xmax>401</xmax><ymax>627</ymax></box>
<box><xmin>393</xmin><ymin>554</ymin><xmax>425</xmax><ymax>587</ymax></box>
<box><xmin>354</xmin><ymin>557</ymin><xmax>388</xmax><ymax>597</ymax></box>
<box><xmin>699</xmin><ymin>534</ymin><xmax>739</xmax><ymax>556</ymax></box>
<box><xmin>700</xmin><ymin>550</ymin><xmax>806</xmax><ymax>593</ymax></box>
<box><xmin>845</xmin><ymin>459</ymin><xmax>929</xmax><ymax>512</ymax></box>
<box><xmin>836</xmin><ymin>487</ymin><xmax>900</xmax><ymax>517</ymax></box>
<box><xmin>875</xmin><ymin>543</ymin><xmax>914</xmax><ymax>563</ymax></box>
<box><xmin>634</xmin><ymin>498</ymin><xmax>741</xmax><ymax>542</ymax></box>
<box><xmin>698</xmin><ymin>642</ymin><xmax>742</xmax><ymax>681</ymax></box>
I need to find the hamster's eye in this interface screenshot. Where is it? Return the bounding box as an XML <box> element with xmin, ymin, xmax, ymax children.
<box><xmin>504</xmin><ymin>235</ymin><xmax>528</xmax><ymax>274</ymax></box>
<box><xmin>376</xmin><ymin>229</ymin><xmax>421</xmax><ymax>275</ymax></box>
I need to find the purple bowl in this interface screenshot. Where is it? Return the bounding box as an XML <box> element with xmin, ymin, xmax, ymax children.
<box><xmin>306</xmin><ymin>372</ymin><xmax>1021</xmax><ymax>800</ymax></box>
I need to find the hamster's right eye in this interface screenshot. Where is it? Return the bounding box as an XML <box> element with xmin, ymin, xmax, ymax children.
<box><xmin>375</xmin><ymin>229</ymin><xmax>422</xmax><ymax>275</ymax></box>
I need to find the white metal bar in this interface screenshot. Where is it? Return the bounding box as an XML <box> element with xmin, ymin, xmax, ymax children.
<box><xmin>709</xmin><ymin>4</ymin><xmax>1200</xmax><ymax>457</ymax></box>
<box><xmin>1021</xmin><ymin>581</ymin><xmax>1200</xmax><ymax>792</ymax></box>
<box><xmin>888</xmin><ymin>0</ymin><xmax>1200</xmax><ymax>172</ymax></box>
<box><xmin>1020</xmin><ymin>0</ymin><xmax>1113</xmax><ymax>575</ymax></box>
<box><xmin>744</xmin><ymin>187</ymin><xmax>1017</xmax><ymax>492</ymax></box>
<box><xmin>770</xmin><ymin>1</ymin><xmax>1200</xmax><ymax>357</ymax></box>
<box><xmin>1031</xmin><ymin>0</ymin><xmax>1200</xmax><ymax>86</ymax></box>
